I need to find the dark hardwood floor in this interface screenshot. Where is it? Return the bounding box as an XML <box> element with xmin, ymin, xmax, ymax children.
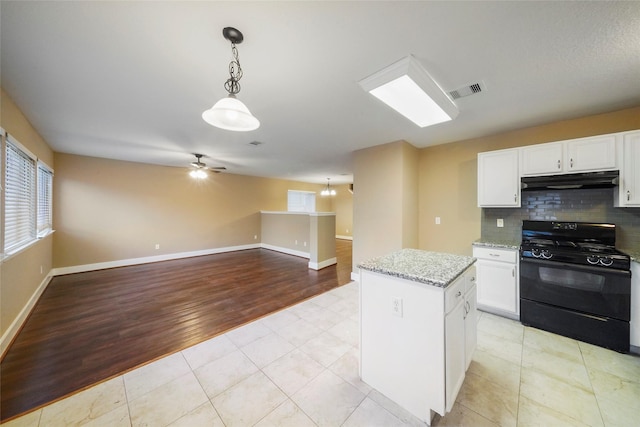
<box><xmin>0</xmin><ymin>240</ymin><xmax>352</xmax><ymax>422</ymax></box>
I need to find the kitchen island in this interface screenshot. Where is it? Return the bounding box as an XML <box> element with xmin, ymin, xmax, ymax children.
<box><xmin>359</xmin><ymin>249</ymin><xmax>476</xmax><ymax>425</ymax></box>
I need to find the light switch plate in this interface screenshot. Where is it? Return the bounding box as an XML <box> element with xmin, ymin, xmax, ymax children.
<box><xmin>497</xmin><ymin>218</ymin><xmax>504</xmax><ymax>228</ymax></box>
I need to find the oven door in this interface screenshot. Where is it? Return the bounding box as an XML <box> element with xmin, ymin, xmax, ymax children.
<box><xmin>520</xmin><ymin>258</ymin><xmax>631</xmax><ymax>321</ymax></box>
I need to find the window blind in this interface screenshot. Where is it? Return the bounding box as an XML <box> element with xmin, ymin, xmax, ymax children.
<box><xmin>4</xmin><ymin>138</ymin><xmax>37</xmax><ymax>254</ymax></box>
<box><xmin>287</xmin><ymin>190</ymin><xmax>316</xmax><ymax>212</ymax></box>
<box><xmin>37</xmin><ymin>163</ymin><xmax>53</xmax><ymax>235</ymax></box>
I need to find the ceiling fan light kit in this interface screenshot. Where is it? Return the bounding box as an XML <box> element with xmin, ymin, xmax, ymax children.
<box><xmin>189</xmin><ymin>153</ymin><xmax>208</xmax><ymax>179</ymax></box>
<box><xmin>202</xmin><ymin>27</ymin><xmax>260</xmax><ymax>132</ymax></box>
<box><xmin>358</xmin><ymin>55</ymin><xmax>458</xmax><ymax>128</ymax></box>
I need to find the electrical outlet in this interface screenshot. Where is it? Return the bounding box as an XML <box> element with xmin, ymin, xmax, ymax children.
<box><xmin>295</xmin><ymin>240</ymin><xmax>298</xmax><ymax>245</ymax></box>
<box><xmin>254</xmin><ymin>235</ymin><xmax>257</xmax><ymax>240</ymax></box>
<box><xmin>346</xmin><ymin>228</ymin><xmax>349</xmax><ymax>233</ymax></box>
<box><xmin>435</xmin><ymin>217</ymin><xmax>441</xmax><ymax>225</ymax></box>
<box><xmin>40</xmin><ymin>265</ymin><xmax>43</xmax><ymax>274</ymax></box>
<box><xmin>391</xmin><ymin>297</ymin><xmax>403</xmax><ymax>317</ymax></box>
<box><xmin>304</xmin><ymin>241</ymin><xmax>307</xmax><ymax>247</ymax></box>
<box><xmin>155</xmin><ymin>244</ymin><xmax>160</xmax><ymax>250</ymax></box>
<box><xmin>497</xmin><ymin>219</ymin><xmax>504</xmax><ymax>228</ymax></box>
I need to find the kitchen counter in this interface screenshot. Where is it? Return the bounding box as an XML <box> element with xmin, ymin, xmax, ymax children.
<box><xmin>358</xmin><ymin>248</ymin><xmax>475</xmax><ymax>288</ymax></box>
<box><xmin>359</xmin><ymin>249</ymin><xmax>477</xmax><ymax>423</ymax></box>
<box><xmin>622</xmin><ymin>248</ymin><xmax>640</xmax><ymax>263</ymax></box>
<box><xmin>472</xmin><ymin>240</ymin><xmax>519</xmax><ymax>250</ymax></box>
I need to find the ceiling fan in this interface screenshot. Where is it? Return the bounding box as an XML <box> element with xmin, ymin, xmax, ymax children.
<box><xmin>189</xmin><ymin>153</ymin><xmax>226</xmax><ymax>178</ymax></box>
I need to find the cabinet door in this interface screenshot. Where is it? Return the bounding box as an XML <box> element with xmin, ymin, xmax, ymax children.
<box><xmin>621</xmin><ymin>131</ymin><xmax>640</xmax><ymax>206</ymax></box>
<box><xmin>477</xmin><ymin>149</ymin><xmax>520</xmax><ymax>207</ymax></box>
<box><xmin>521</xmin><ymin>142</ymin><xmax>563</xmax><ymax>176</ymax></box>
<box><xmin>476</xmin><ymin>260</ymin><xmax>518</xmax><ymax>315</ymax></box>
<box><xmin>566</xmin><ymin>134</ymin><xmax>617</xmax><ymax>172</ymax></box>
<box><xmin>464</xmin><ymin>284</ymin><xmax>477</xmax><ymax>370</ymax></box>
<box><xmin>445</xmin><ymin>300</ymin><xmax>466</xmax><ymax>413</ymax></box>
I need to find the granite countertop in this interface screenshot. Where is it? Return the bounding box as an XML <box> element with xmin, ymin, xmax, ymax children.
<box><xmin>358</xmin><ymin>249</ymin><xmax>476</xmax><ymax>288</ymax></box>
<box><xmin>472</xmin><ymin>240</ymin><xmax>520</xmax><ymax>250</ymax></box>
<box><xmin>621</xmin><ymin>249</ymin><xmax>640</xmax><ymax>263</ymax></box>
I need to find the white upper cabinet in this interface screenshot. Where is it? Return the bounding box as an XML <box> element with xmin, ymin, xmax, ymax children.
<box><xmin>615</xmin><ymin>131</ymin><xmax>640</xmax><ymax>207</ymax></box>
<box><xmin>566</xmin><ymin>134</ymin><xmax>617</xmax><ymax>172</ymax></box>
<box><xmin>521</xmin><ymin>134</ymin><xmax>617</xmax><ymax>176</ymax></box>
<box><xmin>521</xmin><ymin>142</ymin><xmax>564</xmax><ymax>175</ymax></box>
<box><xmin>477</xmin><ymin>148</ymin><xmax>520</xmax><ymax>207</ymax></box>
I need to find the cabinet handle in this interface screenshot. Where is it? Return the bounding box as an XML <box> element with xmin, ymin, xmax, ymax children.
<box><xmin>628</xmin><ymin>190</ymin><xmax>631</xmax><ymax>201</ymax></box>
<box><xmin>514</xmin><ymin>194</ymin><xmax>518</xmax><ymax>202</ymax></box>
<box><xmin>456</xmin><ymin>291</ymin><xmax>462</xmax><ymax>297</ymax></box>
<box><xmin>470</xmin><ymin>276</ymin><xmax>476</xmax><ymax>282</ymax></box>
<box><xmin>512</xmin><ymin>268</ymin><xmax>515</xmax><ymax>277</ymax></box>
<box><xmin>570</xmin><ymin>158</ymin><xmax>574</xmax><ymax>168</ymax></box>
<box><xmin>557</xmin><ymin>159</ymin><xmax>561</xmax><ymax>169</ymax></box>
<box><xmin>489</xmin><ymin>253</ymin><xmax>500</xmax><ymax>257</ymax></box>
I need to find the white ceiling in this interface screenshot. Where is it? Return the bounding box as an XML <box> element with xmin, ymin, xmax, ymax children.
<box><xmin>2</xmin><ymin>1</ymin><xmax>640</xmax><ymax>185</ymax></box>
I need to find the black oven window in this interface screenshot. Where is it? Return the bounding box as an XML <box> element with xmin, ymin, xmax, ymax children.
<box><xmin>538</xmin><ymin>267</ymin><xmax>605</xmax><ymax>292</ymax></box>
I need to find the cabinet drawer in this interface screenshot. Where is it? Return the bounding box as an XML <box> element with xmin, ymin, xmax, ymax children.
<box><xmin>445</xmin><ymin>277</ymin><xmax>465</xmax><ymax>314</ymax></box>
<box><xmin>473</xmin><ymin>247</ymin><xmax>517</xmax><ymax>263</ymax></box>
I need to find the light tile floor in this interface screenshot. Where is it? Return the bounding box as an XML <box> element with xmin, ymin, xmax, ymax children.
<box><xmin>3</xmin><ymin>281</ymin><xmax>640</xmax><ymax>426</ymax></box>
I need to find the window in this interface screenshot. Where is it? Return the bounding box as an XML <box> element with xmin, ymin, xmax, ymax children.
<box><xmin>3</xmin><ymin>133</ymin><xmax>53</xmax><ymax>257</ymax></box>
<box><xmin>4</xmin><ymin>136</ymin><xmax>37</xmax><ymax>254</ymax></box>
<box><xmin>287</xmin><ymin>190</ymin><xmax>316</xmax><ymax>212</ymax></box>
<box><xmin>37</xmin><ymin>162</ymin><xmax>53</xmax><ymax>235</ymax></box>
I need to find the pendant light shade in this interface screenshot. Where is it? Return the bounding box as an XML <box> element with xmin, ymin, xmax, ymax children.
<box><xmin>202</xmin><ymin>94</ymin><xmax>260</xmax><ymax>131</ymax></box>
<box><xmin>202</xmin><ymin>27</ymin><xmax>259</xmax><ymax>132</ymax></box>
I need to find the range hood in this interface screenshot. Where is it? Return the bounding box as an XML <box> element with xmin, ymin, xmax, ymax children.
<box><xmin>521</xmin><ymin>170</ymin><xmax>619</xmax><ymax>191</ymax></box>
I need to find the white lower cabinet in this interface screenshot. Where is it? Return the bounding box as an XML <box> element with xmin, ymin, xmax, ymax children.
<box><xmin>472</xmin><ymin>246</ymin><xmax>519</xmax><ymax>319</ymax></box>
<box><xmin>464</xmin><ymin>281</ymin><xmax>477</xmax><ymax>369</ymax></box>
<box><xmin>445</xmin><ymin>297</ymin><xmax>466</xmax><ymax>413</ymax></box>
<box><xmin>360</xmin><ymin>265</ymin><xmax>476</xmax><ymax>424</ymax></box>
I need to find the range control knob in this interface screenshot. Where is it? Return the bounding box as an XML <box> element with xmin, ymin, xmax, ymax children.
<box><xmin>540</xmin><ymin>250</ymin><xmax>553</xmax><ymax>259</ymax></box>
<box><xmin>587</xmin><ymin>255</ymin><xmax>600</xmax><ymax>265</ymax></box>
<box><xmin>599</xmin><ymin>257</ymin><xmax>614</xmax><ymax>267</ymax></box>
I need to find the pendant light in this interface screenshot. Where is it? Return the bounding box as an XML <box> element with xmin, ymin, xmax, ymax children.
<box><xmin>202</xmin><ymin>27</ymin><xmax>260</xmax><ymax>132</ymax></box>
<box><xmin>321</xmin><ymin>178</ymin><xmax>336</xmax><ymax>196</ymax></box>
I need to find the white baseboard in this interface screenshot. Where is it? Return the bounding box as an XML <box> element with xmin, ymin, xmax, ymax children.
<box><xmin>351</xmin><ymin>271</ymin><xmax>360</xmax><ymax>282</ymax></box>
<box><xmin>51</xmin><ymin>244</ymin><xmax>261</xmax><ymax>276</ymax></box>
<box><xmin>309</xmin><ymin>257</ymin><xmax>337</xmax><ymax>270</ymax></box>
<box><xmin>336</xmin><ymin>235</ymin><xmax>353</xmax><ymax>241</ymax></box>
<box><xmin>260</xmin><ymin>244</ymin><xmax>310</xmax><ymax>259</ymax></box>
<box><xmin>1</xmin><ymin>273</ymin><xmax>52</xmax><ymax>358</ymax></box>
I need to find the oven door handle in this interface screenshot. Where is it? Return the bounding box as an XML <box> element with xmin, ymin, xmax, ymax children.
<box><xmin>519</xmin><ymin>257</ymin><xmax>631</xmax><ymax>278</ymax></box>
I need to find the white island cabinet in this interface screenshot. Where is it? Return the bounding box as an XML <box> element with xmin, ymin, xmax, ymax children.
<box><xmin>359</xmin><ymin>249</ymin><xmax>476</xmax><ymax>425</ymax></box>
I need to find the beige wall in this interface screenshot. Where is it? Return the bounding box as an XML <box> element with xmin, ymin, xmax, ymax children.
<box><xmin>418</xmin><ymin>105</ymin><xmax>640</xmax><ymax>256</ymax></box>
<box><xmin>353</xmin><ymin>140</ymin><xmax>419</xmax><ymax>271</ymax></box>
<box><xmin>53</xmin><ymin>153</ymin><xmax>335</xmax><ymax>268</ymax></box>
<box><xmin>331</xmin><ymin>184</ymin><xmax>353</xmax><ymax>238</ymax></box>
<box><xmin>313</xmin><ymin>214</ymin><xmax>337</xmax><ymax>263</ymax></box>
<box><xmin>0</xmin><ymin>89</ymin><xmax>55</xmax><ymax>341</ymax></box>
<box><xmin>261</xmin><ymin>212</ymin><xmax>310</xmax><ymax>253</ymax></box>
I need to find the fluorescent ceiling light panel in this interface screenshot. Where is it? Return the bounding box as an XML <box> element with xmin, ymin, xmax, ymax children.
<box><xmin>359</xmin><ymin>55</ymin><xmax>458</xmax><ymax>127</ymax></box>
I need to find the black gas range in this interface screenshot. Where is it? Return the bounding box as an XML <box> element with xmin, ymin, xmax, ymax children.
<box><xmin>520</xmin><ymin>220</ymin><xmax>631</xmax><ymax>270</ymax></box>
<box><xmin>520</xmin><ymin>220</ymin><xmax>631</xmax><ymax>353</ymax></box>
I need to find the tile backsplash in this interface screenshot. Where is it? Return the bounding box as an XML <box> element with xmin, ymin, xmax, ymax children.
<box><xmin>481</xmin><ymin>188</ymin><xmax>640</xmax><ymax>252</ymax></box>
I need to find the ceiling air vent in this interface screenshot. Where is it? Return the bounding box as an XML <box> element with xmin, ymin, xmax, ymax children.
<box><xmin>448</xmin><ymin>81</ymin><xmax>485</xmax><ymax>100</ymax></box>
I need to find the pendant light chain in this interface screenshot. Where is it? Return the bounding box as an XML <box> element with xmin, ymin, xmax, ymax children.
<box><xmin>225</xmin><ymin>43</ymin><xmax>243</xmax><ymax>95</ymax></box>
